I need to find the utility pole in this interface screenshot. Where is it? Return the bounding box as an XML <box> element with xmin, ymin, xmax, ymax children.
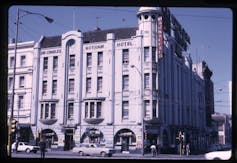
<box><xmin>7</xmin><ymin>8</ymin><xmax>53</xmax><ymax>157</ymax></box>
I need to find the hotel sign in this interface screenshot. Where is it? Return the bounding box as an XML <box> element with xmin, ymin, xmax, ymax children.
<box><xmin>41</xmin><ymin>49</ymin><xmax>61</xmax><ymax>55</ymax></box>
<box><xmin>116</xmin><ymin>41</ymin><xmax>132</xmax><ymax>47</ymax></box>
<box><xmin>85</xmin><ymin>44</ymin><xmax>104</xmax><ymax>51</ymax></box>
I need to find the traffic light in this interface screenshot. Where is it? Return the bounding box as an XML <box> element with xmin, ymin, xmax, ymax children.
<box><xmin>11</xmin><ymin>119</ymin><xmax>17</xmax><ymax>133</ymax></box>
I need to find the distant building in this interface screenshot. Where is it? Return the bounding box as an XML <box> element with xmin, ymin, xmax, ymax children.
<box><xmin>211</xmin><ymin>113</ymin><xmax>232</xmax><ymax>145</ymax></box>
<box><xmin>8</xmin><ymin>41</ymin><xmax>35</xmax><ymax>142</ymax></box>
<box><xmin>8</xmin><ymin>7</ymin><xmax>215</xmax><ymax>154</ymax></box>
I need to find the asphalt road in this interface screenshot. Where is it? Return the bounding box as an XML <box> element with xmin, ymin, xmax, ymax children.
<box><xmin>11</xmin><ymin>150</ymin><xmax>206</xmax><ymax>160</ymax></box>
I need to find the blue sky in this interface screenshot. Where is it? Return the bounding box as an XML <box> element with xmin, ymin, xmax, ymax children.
<box><xmin>8</xmin><ymin>6</ymin><xmax>233</xmax><ymax>114</ymax></box>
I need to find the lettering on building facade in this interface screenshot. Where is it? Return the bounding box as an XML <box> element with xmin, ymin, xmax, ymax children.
<box><xmin>41</xmin><ymin>49</ymin><xmax>61</xmax><ymax>55</ymax></box>
<box><xmin>116</xmin><ymin>41</ymin><xmax>132</xmax><ymax>48</ymax></box>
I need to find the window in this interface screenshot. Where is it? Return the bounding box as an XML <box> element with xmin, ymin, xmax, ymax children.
<box><xmin>87</xmin><ymin>53</ymin><xmax>92</xmax><ymax>67</ymax></box>
<box><xmin>10</xmin><ymin>56</ymin><xmax>14</xmax><ymax>68</ymax></box>
<box><xmin>52</xmin><ymin>80</ymin><xmax>57</xmax><ymax>94</ymax></box>
<box><xmin>97</xmin><ymin>102</ymin><xmax>102</xmax><ymax>117</ymax></box>
<box><xmin>152</xmin><ymin>73</ymin><xmax>156</xmax><ymax>90</ymax></box>
<box><xmin>144</xmin><ymin>47</ymin><xmax>149</xmax><ymax>62</ymax></box>
<box><xmin>43</xmin><ymin>57</ymin><xmax>48</xmax><ymax>71</ymax></box>
<box><xmin>122</xmin><ymin>75</ymin><xmax>129</xmax><ymax>91</ymax></box>
<box><xmin>53</xmin><ymin>56</ymin><xmax>58</xmax><ymax>71</ymax></box>
<box><xmin>51</xmin><ymin>103</ymin><xmax>56</xmax><ymax>119</ymax></box>
<box><xmin>152</xmin><ymin>100</ymin><xmax>157</xmax><ymax>118</ymax></box>
<box><xmin>19</xmin><ymin>76</ymin><xmax>25</xmax><ymax>88</ymax></box>
<box><xmin>122</xmin><ymin>101</ymin><xmax>129</xmax><ymax>119</ymax></box>
<box><xmin>144</xmin><ymin>100</ymin><xmax>150</xmax><ymax>118</ymax></box>
<box><xmin>68</xmin><ymin>103</ymin><xmax>74</xmax><ymax>119</ymax></box>
<box><xmin>97</xmin><ymin>52</ymin><xmax>103</xmax><ymax>66</ymax></box>
<box><xmin>122</xmin><ymin>49</ymin><xmax>129</xmax><ymax>64</ymax></box>
<box><xmin>152</xmin><ymin>47</ymin><xmax>156</xmax><ymax>62</ymax></box>
<box><xmin>85</xmin><ymin>102</ymin><xmax>88</xmax><ymax>118</ymax></box>
<box><xmin>18</xmin><ymin>95</ymin><xmax>24</xmax><ymax>109</ymax></box>
<box><xmin>97</xmin><ymin>77</ymin><xmax>102</xmax><ymax>92</ymax></box>
<box><xmin>69</xmin><ymin>54</ymin><xmax>75</xmax><ymax>68</ymax></box>
<box><xmin>42</xmin><ymin>81</ymin><xmax>47</xmax><ymax>94</ymax></box>
<box><xmin>40</xmin><ymin>104</ymin><xmax>44</xmax><ymax>119</ymax></box>
<box><xmin>86</xmin><ymin>77</ymin><xmax>91</xmax><ymax>93</ymax></box>
<box><xmin>90</xmin><ymin>102</ymin><xmax>95</xmax><ymax>118</ymax></box>
<box><xmin>69</xmin><ymin>79</ymin><xmax>75</xmax><ymax>93</ymax></box>
<box><xmin>144</xmin><ymin>73</ymin><xmax>150</xmax><ymax>89</ymax></box>
<box><xmin>45</xmin><ymin>103</ymin><xmax>49</xmax><ymax>119</ymax></box>
<box><xmin>20</xmin><ymin>55</ymin><xmax>26</xmax><ymax>67</ymax></box>
<box><xmin>8</xmin><ymin>77</ymin><xmax>13</xmax><ymax>90</ymax></box>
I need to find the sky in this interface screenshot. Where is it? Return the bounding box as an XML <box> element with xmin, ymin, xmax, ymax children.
<box><xmin>8</xmin><ymin>6</ymin><xmax>233</xmax><ymax>114</ymax></box>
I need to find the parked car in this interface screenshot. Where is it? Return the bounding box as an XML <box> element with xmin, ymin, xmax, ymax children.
<box><xmin>71</xmin><ymin>143</ymin><xmax>114</xmax><ymax>157</ymax></box>
<box><xmin>204</xmin><ymin>149</ymin><xmax>232</xmax><ymax>160</ymax></box>
<box><xmin>12</xmin><ymin>142</ymin><xmax>40</xmax><ymax>153</ymax></box>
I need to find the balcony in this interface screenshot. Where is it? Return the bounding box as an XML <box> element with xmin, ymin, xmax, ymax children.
<box><xmin>84</xmin><ymin>117</ymin><xmax>104</xmax><ymax>124</ymax></box>
<box><xmin>39</xmin><ymin>118</ymin><xmax>57</xmax><ymax>125</ymax></box>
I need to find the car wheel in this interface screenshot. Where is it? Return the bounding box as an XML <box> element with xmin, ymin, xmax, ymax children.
<box><xmin>33</xmin><ymin>150</ymin><xmax>37</xmax><ymax>153</ymax></box>
<box><xmin>25</xmin><ymin>148</ymin><xmax>31</xmax><ymax>153</ymax></box>
<box><xmin>213</xmin><ymin>158</ymin><xmax>221</xmax><ymax>160</ymax></box>
<box><xmin>79</xmin><ymin>151</ymin><xmax>84</xmax><ymax>156</ymax></box>
<box><xmin>101</xmin><ymin>151</ymin><xmax>106</xmax><ymax>157</ymax></box>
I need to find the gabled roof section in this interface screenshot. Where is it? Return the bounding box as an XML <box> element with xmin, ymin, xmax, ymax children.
<box><xmin>41</xmin><ymin>35</ymin><xmax>61</xmax><ymax>48</ymax></box>
<box><xmin>40</xmin><ymin>27</ymin><xmax>138</xmax><ymax>48</ymax></box>
<box><xmin>83</xmin><ymin>27</ymin><xmax>138</xmax><ymax>43</ymax></box>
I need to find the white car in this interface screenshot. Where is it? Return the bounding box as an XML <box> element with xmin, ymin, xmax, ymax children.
<box><xmin>71</xmin><ymin>143</ymin><xmax>114</xmax><ymax>157</ymax></box>
<box><xmin>12</xmin><ymin>142</ymin><xmax>40</xmax><ymax>153</ymax></box>
<box><xmin>204</xmin><ymin>150</ymin><xmax>232</xmax><ymax>160</ymax></box>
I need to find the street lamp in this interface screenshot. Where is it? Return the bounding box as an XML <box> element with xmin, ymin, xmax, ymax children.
<box><xmin>130</xmin><ymin>64</ymin><xmax>144</xmax><ymax>156</ymax></box>
<box><xmin>8</xmin><ymin>8</ymin><xmax>53</xmax><ymax>157</ymax></box>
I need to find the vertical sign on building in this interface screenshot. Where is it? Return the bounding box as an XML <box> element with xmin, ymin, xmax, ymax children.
<box><xmin>157</xmin><ymin>16</ymin><xmax>163</xmax><ymax>59</ymax></box>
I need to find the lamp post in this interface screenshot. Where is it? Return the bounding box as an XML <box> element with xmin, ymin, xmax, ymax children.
<box><xmin>130</xmin><ymin>64</ymin><xmax>144</xmax><ymax>156</ymax></box>
<box><xmin>8</xmin><ymin>8</ymin><xmax>53</xmax><ymax>157</ymax></box>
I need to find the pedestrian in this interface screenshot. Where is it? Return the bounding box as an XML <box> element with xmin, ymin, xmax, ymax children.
<box><xmin>15</xmin><ymin>140</ymin><xmax>19</xmax><ymax>153</ymax></box>
<box><xmin>39</xmin><ymin>139</ymin><xmax>46</xmax><ymax>159</ymax></box>
<box><xmin>186</xmin><ymin>143</ymin><xmax>190</xmax><ymax>156</ymax></box>
<box><xmin>150</xmin><ymin>144</ymin><xmax>157</xmax><ymax>157</ymax></box>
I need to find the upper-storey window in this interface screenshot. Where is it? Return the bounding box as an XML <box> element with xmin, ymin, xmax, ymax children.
<box><xmin>86</xmin><ymin>77</ymin><xmax>91</xmax><ymax>93</ymax></box>
<box><xmin>19</xmin><ymin>76</ymin><xmax>25</xmax><ymax>88</ymax></box>
<box><xmin>10</xmin><ymin>56</ymin><xmax>14</xmax><ymax>68</ymax></box>
<box><xmin>51</xmin><ymin>103</ymin><xmax>56</xmax><ymax>119</ymax></box>
<box><xmin>52</xmin><ymin>80</ymin><xmax>57</xmax><ymax>95</ymax></box>
<box><xmin>144</xmin><ymin>73</ymin><xmax>150</xmax><ymax>89</ymax></box>
<box><xmin>53</xmin><ymin>56</ymin><xmax>58</xmax><ymax>71</ymax></box>
<box><xmin>122</xmin><ymin>75</ymin><xmax>129</xmax><ymax>91</ymax></box>
<box><xmin>122</xmin><ymin>49</ymin><xmax>129</xmax><ymax>64</ymax></box>
<box><xmin>68</xmin><ymin>79</ymin><xmax>75</xmax><ymax>94</ymax></box>
<box><xmin>42</xmin><ymin>81</ymin><xmax>47</xmax><ymax>95</ymax></box>
<box><xmin>20</xmin><ymin>55</ymin><xmax>26</xmax><ymax>67</ymax></box>
<box><xmin>97</xmin><ymin>52</ymin><xmax>103</xmax><ymax>66</ymax></box>
<box><xmin>18</xmin><ymin>95</ymin><xmax>24</xmax><ymax>109</ymax></box>
<box><xmin>97</xmin><ymin>77</ymin><xmax>102</xmax><ymax>92</ymax></box>
<box><xmin>87</xmin><ymin>53</ymin><xmax>92</xmax><ymax>67</ymax></box>
<box><xmin>144</xmin><ymin>47</ymin><xmax>149</xmax><ymax>62</ymax></box>
<box><xmin>68</xmin><ymin>102</ymin><xmax>74</xmax><ymax>119</ymax></box>
<box><xmin>122</xmin><ymin>101</ymin><xmax>129</xmax><ymax>120</ymax></box>
<box><xmin>152</xmin><ymin>47</ymin><xmax>156</xmax><ymax>62</ymax></box>
<box><xmin>69</xmin><ymin>54</ymin><xmax>75</xmax><ymax>68</ymax></box>
<box><xmin>8</xmin><ymin>77</ymin><xmax>13</xmax><ymax>90</ymax></box>
<box><xmin>43</xmin><ymin>57</ymin><xmax>48</xmax><ymax>72</ymax></box>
